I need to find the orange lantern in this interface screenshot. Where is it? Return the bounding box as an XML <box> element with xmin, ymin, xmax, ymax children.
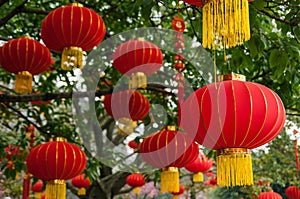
<box><xmin>285</xmin><ymin>186</ymin><xmax>300</xmax><ymax>199</ymax></box>
<box><xmin>71</xmin><ymin>174</ymin><xmax>91</xmax><ymax>196</ymax></box>
<box><xmin>26</xmin><ymin>137</ymin><xmax>86</xmax><ymax>199</ymax></box>
<box><xmin>0</xmin><ymin>37</ymin><xmax>54</xmax><ymax>94</ymax></box>
<box><xmin>126</xmin><ymin>173</ymin><xmax>145</xmax><ymax>194</ymax></box>
<box><xmin>140</xmin><ymin>126</ymin><xmax>199</xmax><ymax>193</ymax></box>
<box><xmin>170</xmin><ymin>185</ymin><xmax>185</xmax><ymax>199</ymax></box>
<box><xmin>181</xmin><ymin>73</ymin><xmax>286</xmax><ymax>186</ymax></box>
<box><xmin>41</xmin><ymin>3</ymin><xmax>106</xmax><ymax>70</ymax></box>
<box><xmin>112</xmin><ymin>39</ymin><xmax>163</xmax><ymax>89</ymax></box>
<box><xmin>103</xmin><ymin>90</ymin><xmax>150</xmax><ymax>135</ymax></box>
<box><xmin>258</xmin><ymin>191</ymin><xmax>282</xmax><ymax>199</ymax></box>
<box><xmin>185</xmin><ymin>154</ymin><xmax>213</xmax><ymax>182</ymax></box>
<box><xmin>31</xmin><ymin>180</ymin><xmax>43</xmax><ymax>199</ymax></box>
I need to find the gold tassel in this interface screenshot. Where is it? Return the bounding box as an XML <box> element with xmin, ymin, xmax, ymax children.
<box><xmin>61</xmin><ymin>46</ymin><xmax>83</xmax><ymax>70</ymax></box>
<box><xmin>193</xmin><ymin>172</ymin><xmax>204</xmax><ymax>182</ymax></box>
<box><xmin>173</xmin><ymin>196</ymin><xmax>179</xmax><ymax>199</ymax></box>
<box><xmin>35</xmin><ymin>192</ymin><xmax>42</xmax><ymax>199</ymax></box>
<box><xmin>132</xmin><ymin>187</ymin><xmax>140</xmax><ymax>194</ymax></box>
<box><xmin>129</xmin><ymin>72</ymin><xmax>147</xmax><ymax>89</ymax></box>
<box><xmin>45</xmin><ymin>180</ymin><xmax>66</xmax><ymax>199</ymax></box>
<box><xmin>77</xmin><ymin>188</ymin><xmax>86</xmax><ymax>195</ymax></box>
<box><xmin>15</xmin><ymin>71</ymin><xmax>32</xmax><ymax>94</ymax></box>
<box><xmin>160</xmin><ymin>167</ymin><xmax>179</xmax><ymax>193</ymax></box>
<box><xmin>202</xmin><ymin>0</ymin><xmax>250</xmax><ymax>49</ymax></box>
<box><xmin>217</xmin><ymin>148</ymin><xmax>253</xmax><ymax>186</ymax></box>
<box><xmin>117</xmin><ymin>118</ymin><xmax>137</xmax><ymax>136</ymax></box>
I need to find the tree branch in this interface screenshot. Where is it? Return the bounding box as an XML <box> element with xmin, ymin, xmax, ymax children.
<box><xmin>0</xmin><ymin>0</ymin><xmax>28</xmax><ymax>27</ymax></box>
<box><xmin>19</xmin><ymin>7</ymin><xmax>49</xmax><ymax>15</ymax></box>
<box><xmin>257</xmin><ymin>9</ymin><xmax>299</xmax><ymax>27</ymax></box>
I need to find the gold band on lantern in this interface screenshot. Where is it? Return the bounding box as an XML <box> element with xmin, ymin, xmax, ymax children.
<box><xmin>70</xmin><ymin>3</ymin><xmax>83</xmax><ymax>7</ymax></box>
<box><xmin>15</xmin><ymin>71</ymin><xmax>32</xmax><ymax>94</ymax></box>
<box><xmin>61</xmin><ymin>46</ymin><xmax>83</xmax><ymax>70</ymax></box>
<box><xmin>49</xmin><ymin>137</ymin><xmax>67</xmax><ymax>142</ymax></box>
<box><xmin>129</xmin><ymin>72</ymin><xmax>147</xmax><ymax>89</ymax></box>
<box><xmin>161</xmin><ymin>167</ymin><xmax>178</xmax><ymax>173</ymax></box>
<box><xmin>217</xmin><ymin>148</ymin><xmax>250</xmax><ymax>156</ymax></box>
<box><xmin>166</xmin><ymin>126</ymin><xmax>176</xmax><ymax>131</ymax></box>
<box><xmin>218</xmin><ymin>73</ymin><xmax>246</xmax><ymax>82</ymax></box>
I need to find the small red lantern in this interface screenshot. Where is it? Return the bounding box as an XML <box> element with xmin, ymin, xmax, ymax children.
<box><xmin>103</xmin><ymin>90</ymin><xmax>150</xmax><ymax>135</ymax></box>
<box><xmin>71</xmin><ymin>174</ymin><xmax>91</xmax><ymax>196</ymax></box>
<box><xmin>170</xmin><ymin>185</ymin><xmax>185</xmax><ymax>199</ymax></box>
<box><xmin>258</xmin><ymin>191</ymin><xmax>282</xmax><ymax>199</ymax></box>
<box><xmin>128</xmin><ymin>140</ymin><xmax>139</xmax><ymax>151</ymax></box>
<box><xmin>113</xmin><ymin>39</ymin><xmax>163</xmax><ymax>89</ymax></box>
<box><xmin>185</xmin><ymin>154</ymin><xmax>213</xmax><ymax>182</ymax></box>
<box><xmin>126</xmin><ymin>173</ymin><xmax>145</xmax><ymax>194</ymax></box>
<box><xmin>41</xmin><ymin>3</ymin><xmax>106</xmax><ymax>70</ymax></box>
<box><xmin>26</xmin><ymin>137</ymin><xmax>86</xmax><ymax>199</ymax></box>
<box><xmin>285</xmin><ymin>186</ymin><xmax>300</xmax><ymax>199</ymax></box>
<box><xmin>172</xmin><ymin>16</ymin><xmax>185</xmax><ymax>33</ymax></box>
<box><xmin>0</xmin><ymin>37</ymin><xmax>54</xmax><ymax>94</ymax></box>
<box><xmin>181</xmin><ymin>73</ymin><xmax>285</xmax><ymax>186</ymax></box>
<box><xmin>140</xmin><ymin>126</ymin><xmax>199</xmax><ymax>193</ymax></box>
<box><xmin>31</xmin><ymin>180</ymin><xmax>43</xmax><ymax>199</ymax></box>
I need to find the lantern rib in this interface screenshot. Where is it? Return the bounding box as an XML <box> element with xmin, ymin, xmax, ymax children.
<box><xmin>83</xmin><ymin>10</ymin><xmax>102</xmax><ymax>49</ymax></box>
<box><xmin>45</xmin><ymin>144</ymin><xmax>53</xmax><ymax>180</ymax></box>
<box><xmin>55</xmin><ymin>142</ymin><xmax>59</xmax><ymax>178</ymax></box>
<box><xmin>217</xmin><ymin>83</ymin><xmax>228</xmax><ymax>147</ymax></box>
<box><xmin>231</xmin><ymin>80</ymin><xmax>237</xmax><ymax>146</ymax></box>
<box><xmin>147</xmin><ymin>132</ymin><xmax>158</xmax><ymax>167</ymax></box>
<box><xmin>24</xmin><ymin>38</ymin><xmax>29</xmax><ymax>71</ymax></box>
<box><xmin>70</xmin><ymin>6</ymin><xmax>74</xmax><ymax>44</ymax></box>
<box><xmin>50</xmin><ymin>9</ymin><xmax>62</xmax><ymax>51</ymax></box>
<box><xmin>33</xmin><ymin>44</ymin><xmax>45</xmax><ymax>75</ymax></box>
<box><xmin>28</xmin><ymin>41</ymin><xmax>36</xmax><ymax>74</ymax></box>
<box><xmin>75</xmin><ymin>7</ymin><xmax>83</xmax><ymax>45</ymax></box>
<box><xmin>79</xmin><ymin>10</ymin><xmax>92</xmax><ymax>49</ymax></box>
<box><xmin>238</xmin><ymin>82</ymin><xmax>253</xmax><ymax>146</ymax></box>
<box><xmin>141</xmin><ymin>40</ymin><xmax>145</xmax><ymax>65</ymax></box>
<box><xmin>61</xmin><ymin>143</ymin><xmax>67</xmax><ymax>179</ymax></box>
<box><xmin>16</xmin><ymin>40</ymin><xmax>22</xmax><ymax>72</ymax></box>
<box><xmin>60</xmin><ymin>8</ymin><xmax>68</xmax><ymax>47</ymax></box>
<box><xmin>244</xmin><ymin>84</ymin><xmax>268</xmax><ymax>148</ymax></box>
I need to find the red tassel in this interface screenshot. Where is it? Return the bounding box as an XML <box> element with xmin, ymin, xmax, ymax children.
<box><xmin>22</xmin><ymin>173</ymin><xmax>31</xmax><ymax>199</ymax></box>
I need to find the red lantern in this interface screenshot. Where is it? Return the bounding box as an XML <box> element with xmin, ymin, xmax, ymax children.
<box><xmin>41</xmin><ymin>3</ymin><xmax>106</xmax><ymax>70</ymax></box>
<box><xmin>171</xmin><ymin>185</ymin><xmax>185</xmax><ymax>199</ymax></box>
<box><xmin>31</xmin><ymin>180</ymin><xmax>43</xmax><ymax>199</ymax></box>
<box><xmin>26</xmin><ymin>137</ymin><xmax>86</xmax><ymax>199</ymax></box>
<box><xmin>258</xmin><ymin>191</ymin><xmax>282</xmax><ymax>199</ymax></box>
<box><xmin>112</xmin><ymin>39</ymin><xmax>163</xmax><ymax>89</ymax></box>
<box><xmin>172</xmin><ymin>16</ymin><xmax>185</xmax><ymax>32</ymax></box>
<box><xmin>285</xmin><ymin>186</ymin><xmax>300</xmax><ymax>199</ymax></box>
<box><xmin>183</xmin><ymin>0</ymin><xmax>203</xmax><ymax>8</ymax></box>
<box><xmin>126</xmin><ymin>173</ymin><xmax>145</xmax><ymax>194</ymax></box>
<box><xmin>181</xmin><ymin>73</ymin><xmax>286</xmax><ymax>186</ymax></box>
<box><xmin>185</xmin><ymin>154</ymin><xmax>213</xmax><ymax>182</ymax></box>
<box><xmin>71</xmin><ymin>174</ymin><xmax>91</xmax><ymax>196</ymax></box>
<box><xmin>140</xmin><ymin>126</ymin><xmax>199</xmax><ymax>193</ymax></box>
<box><xmin>0</xmin><ymin>37</ymin><xmax>54</xmax><ymax>94</ymax></box>
<box><xmin>128</xmin><ymin>140</ymin><xmax>139</xmax><ymax>151</ymax></box>
<box><xmin>103</xmin><ymin>90</ymin><xmax>150</xmax><ymax>135</ymax></box>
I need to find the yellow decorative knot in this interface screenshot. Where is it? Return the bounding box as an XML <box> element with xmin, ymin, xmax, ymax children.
<box><xmin>61</xmin><ymin>46</ymin><xmax>83</xmax><ymax>70</ymax></box>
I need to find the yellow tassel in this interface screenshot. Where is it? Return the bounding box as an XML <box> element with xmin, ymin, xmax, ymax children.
<box><xmin>132</xmin><ymin>187</ymin><xmax>140</xmax><ymax>194</ymax></box>
<box><xmin>34</xmin><ymin>192</ymin><xmax>42</xmax><ymax>199</ymax></box>
<box><xmin>202</xmin><ymin>0</ymin><xmax>250</xmax><ymax>49</ymax></box>
<box><xmin>129</xmin><ymin>72</ymin><xmax>147</xmax><ymax>89</ymax></box>
<box><xmin>217</xmin><ymin>148</ymin><xmax>253</xmax><ymax>186</ymax></box>
<box><xmin>61</xmin><ymin>46</ymin><xmax>83</xmax><ymax>70</ymax></box>
<box><xmin>193</xmin><ymin>173</ymin><xmax>204</xmax><ymax>182</ymax></box>
<box><xmin>160</xmin><ymin>167</ymin><xmax>179</xmax><ymax>193</ymax></box>
<box><xmin>117</xmin><ymin>118</ymin><xmax>137</xmax><ymax>136</ymax></box>
<box><xmin>15</xmin><ymin>71</ymin><xmax>32</xmax><ymax>94</ymax></box>
<box><xmin>77</xmin><ymin>188</ymin><xmax>86</xmax><ymax>195</ymax></box>
<box><xmin>45</xmin><ymin>180</ymin><xmax>66</xmax><ymax>199</ymax></box>
<box><xmin>173</xmin><ymin>196</ymin><xmax>179</xmax><ymax>199</ymax></box>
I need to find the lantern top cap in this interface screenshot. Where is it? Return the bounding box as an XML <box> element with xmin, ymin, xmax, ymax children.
<box><xmin>165</xmin><ymin>126</ymin><xmax>176</xmax><ymax>131</ymax></box>
<box><xmin>162</xmin><ymin>167</ymin><xmax>178</xmax><ymax>172</ymax></box>
<box><xmin>49</xmin><ymin>137</ymin><xmax>67</xmax><ymax>142</ymax></box>
<box><xmin>218</xmin><ymin>73</ymin><xmax>246</xmax><ymax>82</ymax></box>
<box><xmin>70</xmin><ymin>2</ymin><xmax>83</xmax><ymax>7</ymax></box>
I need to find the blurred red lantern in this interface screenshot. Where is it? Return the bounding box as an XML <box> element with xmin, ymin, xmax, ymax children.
<box><xmin>0</xmin><ymin>37</ymin><xmax>54</xmax><ymax>94</ymax></box>
<box><xmin>113</xmin><ymin>39</ymin><xmax>163</xmax><ymax>89</ymax></box>
<box><xmin>71</xmin><ymin>174</ymin><xmax>91</xmax><ymax>195</ymax></box>
<box><xmin>103</xmin><ymin>90</ymin><xmax>150</xmax><ymax>135</ymax></box>
<box><xmin>128</xmin><ymin>140</ymin><xmax>139</xmax><ymax>151</ymax></box>
<box><xmin>285</xmin><ymin>186</ymin><xmax>300</xmax><ymax>199</ymax></box>
<box><xmin>171</xmin><ymin>185</ymin><xmax>185</xmax><ymax>199</ymax></box>
<box><xmin>31</xmin><ymin>180</ymin><xmax>43</xmax><ymax>199</ymax></box>
<box><xmin>172</xmin><ymin>16</ymin><xmax>185</xmax><ymax>32</ymax></box>
<box><xmin>258</xmin><ymin>191</ymin><xmax>282</xmax><ymax>199</ymax></box>
<box><xmin>185</xmin><ymin>154</ymin><xmax>213</xmax><ymax>182</ymax></box>
<box><xmin>181</xmin><ymin>73</ymin><xmax>285</xmax><ymax>186</ymax></box>
<box><xmin>140</xmin><ymin>126</ymin><xmax>199</xmax><ymax>193</ymax></box>
<box><xmin>126</xmin><ymin>173</ymin><xmax>145</xmax><ymax>194</ymax></box>
<box><xmin>26</xmin><ymin>137</ymin><xmax>86</xmax><ymax>199</ymax></box>
<box><xmin>41</xmin><ymin>3</ymin><xmax>106</xmax><ymax>70</ymax></box>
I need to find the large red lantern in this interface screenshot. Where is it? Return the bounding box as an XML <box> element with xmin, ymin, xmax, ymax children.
<box><xmin>26</xmin><ymin>137</ymin><xmax>86</xmax><ymax>199</ymax></box>
<box><xmin>112</xmin><ymin>39</ymin><xmax>163</xmax><ymax>89</ymax></box>
<box><xmin>41</xmin><ymin>3</ymin><xmax>106</xmax><ymax>70</ymax></box>
<box><xmin>103</xmin><ymin>90</ymin><xmax>150</xmax><ymax>135</ymax></box>
<box><xmin>71</xmin><ymin>174</ymin><xmax>91</xmax><ymax>196</ymax></box>
<box><xmin>126</xmin><ymin>173</ymin><xmax>145</xmax><ymax>194</ymax></box>
<box><xmin>140</xmin><ymin>126</ymin><xmax>199</xmax><ymax>193</ymax></box>
<box><xmin>181</xmin><ymin>74</ymin><xmax>286</xmax><ymax>186</ymax></box>
<box><xmin>185</xmin><ymin>154</ymin><xmax>213</xmax><ymax>182</ymax></box>
<box><xmin>285</xmin><ymin>186</ymin><xmax>300</xmax><ymax>199</ymax></box>
<box><xmin>258</xmin><ymin>191</ymin><xmax>282</xmax><ymax>199</ymax></box>
<box><xmin>31</xmin><ymin>180</ymin><xmax>43</xmax><ymax>199</ymax></box>
<box><xmin>0</xmin><ymin>37</ymin><xmax>54</xmax><ymax>94</ymax></box>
